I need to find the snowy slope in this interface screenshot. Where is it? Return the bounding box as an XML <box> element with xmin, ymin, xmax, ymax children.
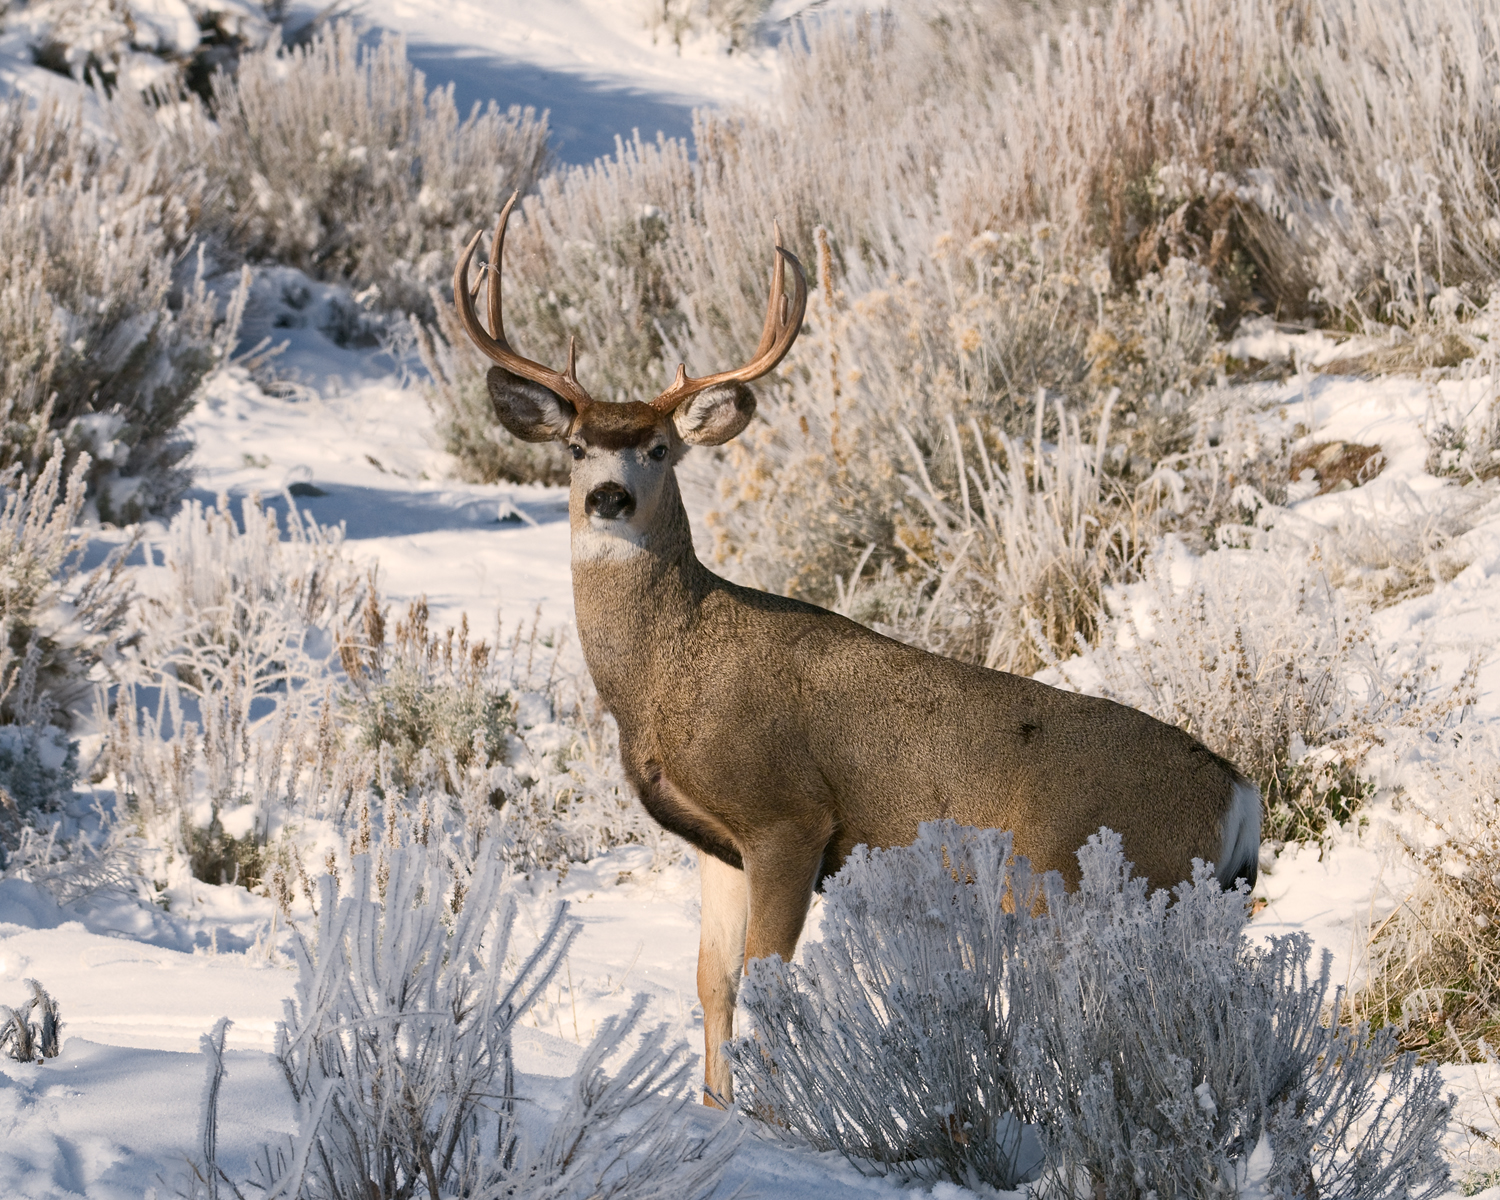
<box><xmin>0</xmin><ymin>0</ymin><xmax>821</xmax><ymax>164</ymax></box>
<box><xmin>1</xmin><ymin>3</ymin><xmax>1499</xmax><ymax>1198</ymax></box>
<box><xmin>7</xmin><ymin>295</ymin><xmax>1500</xmax><ymax>1200</ymax></box>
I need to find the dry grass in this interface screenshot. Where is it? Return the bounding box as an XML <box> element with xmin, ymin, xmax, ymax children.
<box><xmin>1354</xmin><ymin>729</ymin><xmax>1500</xmax><ymax>1063</ymax></box>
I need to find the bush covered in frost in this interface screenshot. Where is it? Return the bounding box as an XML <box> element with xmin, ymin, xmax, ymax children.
<box><xmin>331</xmin><ymin>583</ymin><xmax>667</xmax><ymax>875</ymax></box>
<box><xmin>186</xmin><ymin>839</ymin><xmax>738</xmax><ymax>1200</ymax></box>
<box><xmin>0</xmin><ymin>446</ymin><xmax>133</xmax><ymax>854</ymax></box>
<box><xmin>731</xmin><ymin>822</ymin><xmax>1453</xmax><ymax>1198</ymax></box>
<box><xmin>728</xmin><ymin>821</ymin><xmax>1044</xmax><ymax>1190</ymax></box>
<box><xmin>1020</xmin><ymin>831</ymin><xmax>1451</xmax><ymax>1200</ymax></box>
<box><xmin>1353</xmin><ymin>726</ymin><xmax>1500</xmax><ymax>1062</ymax></box>
<box><xmin>338</xmin><ymin>589</ymin><xmax>516</xmax><ymax>794</ymax></box>
<box><xmin>0</xmin><ymin>446</ymin><xmax>133</xmax><ymax>722</ymax></box>
<box><xmin>105</xmin><ymin>492</ymin><xmax>669</xmax><ymax>888</ymax></box>
<box><xmin>1245</xmin><ymin>0</ymin><xmax>1500</xmax><ymax>330</ymax></box>
<box><xmin>0</xmin><ymin>93</ymin><xmax>225</xmax><ymax>516</ymax></box>
<box><xmin>107</xmin><ymin>492</ymin><xmax>361</xmax><ymax>883</ymax></box>
<box><xmin>154</xmin><ymin>23</ymin><xmax>551</xmax><ymax>318</ymax></box>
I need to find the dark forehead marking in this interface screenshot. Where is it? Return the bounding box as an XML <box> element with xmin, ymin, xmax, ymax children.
<box><xmin>573</xmin><ymin>401</ymin><xmax>667</xmax><ymax>451</ymax></box>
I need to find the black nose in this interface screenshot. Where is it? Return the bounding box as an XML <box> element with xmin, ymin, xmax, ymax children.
<box><xmin>585</xmin><ymin>483</ymin><xmax>635</xmax><ymax>520</ymax></box>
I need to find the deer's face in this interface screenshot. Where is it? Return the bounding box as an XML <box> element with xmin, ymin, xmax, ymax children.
<box><xmin>486</xmin><ymin>366</ymin><xmax>756</xmax><ymax>559</ymax></box>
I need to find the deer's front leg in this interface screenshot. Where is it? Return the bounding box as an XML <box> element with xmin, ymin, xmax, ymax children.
<box><xmin>741</xmin><ymin>823</ymin><xmax>828</xmax><ymax>967</ymax></box>
<box><xmin>698</xmin><ymin>849</ymin><xmax>748</xmax><ymax>1108</ymax></box>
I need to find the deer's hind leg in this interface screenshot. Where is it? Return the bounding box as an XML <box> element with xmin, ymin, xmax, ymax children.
<box><xmin>698</xmin><ymin>849</ymin><xmax>748</xmax><ymax>1107</ymax></box>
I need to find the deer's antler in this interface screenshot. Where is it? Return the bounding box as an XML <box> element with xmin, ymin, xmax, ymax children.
<box><xmin>453</xmin><ymin>191</ymin><xmax>594</xmax><ymax>411</ymax></box>
<box><xmin>649</xmin><ymin>226</ymin><xmax>808</xmax><ymax>414</ymax></box>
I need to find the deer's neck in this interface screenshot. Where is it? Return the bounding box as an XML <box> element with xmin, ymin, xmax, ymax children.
<box><xmin>570</xmin><ymin>473</ymin><xmax>710</xmax><ymax>715</ymax></box>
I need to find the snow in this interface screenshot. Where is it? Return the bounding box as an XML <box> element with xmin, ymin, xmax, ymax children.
<box><xmin>183</xmin><ymin>366</ymin><xmax>575</xmax><ymax>634</ymax></box>
<box><xmin>1</xmin><ymin>2</ymin><xmax>1498</xmax><ymax>1197</ymax></box>
<box><xmin>0</xmin><ymin>0</ymin><xmax>832</xmax><ymax>164</ymax></box>
<box><xmin>21</xmin><ymin>331</ymin><xmax>1498</xmax><ymax>1200</ymax></box>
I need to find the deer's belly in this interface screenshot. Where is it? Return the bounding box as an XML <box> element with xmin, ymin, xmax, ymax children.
<box><xmin>632</xmin><ymin>758</ymin><xmax>744</xmax><ymax>869</ymax></box>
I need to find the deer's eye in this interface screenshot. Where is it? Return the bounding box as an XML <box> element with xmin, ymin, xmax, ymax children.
<box><xmin>648</xmin><ymin>445</ymin><xmax>668</xmax><ymax>462</ymax></box>
<box><xmin>569</xmin><ymin>444</ymin><xmax>585</xmax><ymax>461</ymax></box>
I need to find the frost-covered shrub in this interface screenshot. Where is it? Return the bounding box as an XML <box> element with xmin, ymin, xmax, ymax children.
<box><xmin>126</xmin><ymin>492</ymin><xmax>358</xmax><ymax>704</ymax></box>
<box><xmin>727</xmin><ymin>822</ymin><xmax>1043</xmax><ymax>1190</ymax></box>
<box><xmin>693</xmin><ymin>226</ymin><xmax>1103</xmax><ymax>602</ymax></box>
<box><xmin>874</xmin><ymin>397</ymin><xmax>1149</xmax><ymax>677</ymax></box>
<box><xmin>0</xmin><ymin>94</ymin><xmax>221</xmax><ymax>516</ymax></box>
<box><xmin>339</xmin><ymin>592</ymin><xmax>514</xmax><ymax>795</ymax></box>
<box><xmin>1044</xmin><ymin>538</ymin><xmax>1475</xmax><ymax>841</ymax></box>
<box><xmin>109</xmin><ymin>493</ymin><xmax>362</xmax><ymax>882</ymax></box>
<box><xmin>187</xmin><ymin>841</ymin><xmax>737</xmax><ymax>1200</ymax></box>
<box><xmin>0</xmin><ymin>447</ymin><xmax>133</xmax><ymax>726</ymax></box>
<box><xmin>1312</xmin><ymin>484</ymin><xmax>1479</xmax><ymax>607</ymax></box>
<box><xmin>0</xmin><ymin>978</ymin><xmax>62</xmax><ymax>1063</ymax></box>
<box><xmin>489</xmin><ymin>653</ymin><xmax>671</xmax><ymax>874</ymax></box>
<box><xmin>759</xmin><ymin>256</ymin><xmax>1226</xmax><ymax>665</ymax></box>
<box><xmin>1020</xmin><ymin>831</ymin><xmax>1451</xmax><ymax>1200</ymax></box>
<box><xmin>0</xmin><ymin>814</ymin><xmax>140</xmax><ymax>905</ymax></box>
<box><xmin>170</xmin><ymin>23</ymin><xmax>550</xmax><ymax>317</ymax></box>
<box><xmin>333</xmin><ymin>577</ymin><xmax>669</xmax><ymax>874</ymax></box>
<box><xmin>107</xmin><ymin>498</ymin><xmax>668</xmax><ymax>886</ymax></box>
<box><xmin>261</xmin><ymin>844</ymin><xmax>575</xmax><ymax>1199</ymax></box>
<box><xmin>732</xmin><ymin>822</ymin><xmax>1453</xmax><ymax>1198</ymax></box>
<box><xmin>1248</xmin><ymin>0</ymin><xmax>1500</xmax><ymax>327</ymax></box>
<box><xmin>1353</xmin><ymin>727</ymin><xmax>1500</xmax><ymax>1061</ymax></box>
<box><xmin>1422</xmin><ymin>295</ymin><xmax>1500</xmax><ymax>481</ymax></box>
<box><xmin>0</xmin><ymin>447</ymin><xmax>132</xmax><ymax>851</ymax></box>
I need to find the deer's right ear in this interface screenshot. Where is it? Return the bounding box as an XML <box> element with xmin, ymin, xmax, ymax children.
<box><xmin>488</xmin><ymin>367</ymin><xmax>576</xmax><ymax>442</ymax></box>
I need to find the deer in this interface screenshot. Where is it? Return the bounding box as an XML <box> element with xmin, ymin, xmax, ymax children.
<box><xmin>454</xmin><ymin>194</ymin><xmax>1262</xmax><ymax>1107</ymax></box>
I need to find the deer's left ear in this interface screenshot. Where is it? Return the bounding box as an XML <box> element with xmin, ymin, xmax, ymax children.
<box><xmin>672</xmin><ymin>382</ymin><xmax>756</xmax><ymax>446</ymax></box>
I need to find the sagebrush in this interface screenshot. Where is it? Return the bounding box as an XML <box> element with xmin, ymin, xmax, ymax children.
<box><xmin>0</xmin><ymin>94</ymin><xmax>224</xmax><ymax>516</ymax></box>
<box><xmin>185</xmin><ymin>839</ymin><xmax>737</xmax><ymax>1200</ymax></box>
<box><xmin>149</xmin><ymin>23</ymin><xmax>551</xmax><ymax>318</ymax></box>
<box><xmin>732</xmin><ymin>822</ymin><xmax>1452</xmax><ymax>1198</ymax></box>
<box><xmin>106</xmin><ymin>492</ymin><xmax>670</xmax><ymax>890</ymax></box>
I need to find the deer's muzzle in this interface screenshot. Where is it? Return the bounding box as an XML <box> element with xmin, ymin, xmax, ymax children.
<box><xmin>586</xmin><ymin>483</ymin><xmax>635</xmax><ymax>520</ymax></box>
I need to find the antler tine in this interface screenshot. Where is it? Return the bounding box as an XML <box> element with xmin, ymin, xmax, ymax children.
<box><xmin>750</xmin><ymin>222</ymin><xmax>789</xmax><ymax>359</ymax></box>
<box><xmin>650</xmin><ymin>232</ymin><xmax>808</xmax><ymax>414</ymax></box>
<box><xmin>452</xmin><ymin>191</ymin><xmax>592</xmax><ymax>410</ymax></box>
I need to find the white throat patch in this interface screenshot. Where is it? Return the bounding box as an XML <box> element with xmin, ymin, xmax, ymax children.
<box><xmin>572</xmin><ymin>518</ymin><xmax>650</xmax><ymax>564</ymax></box>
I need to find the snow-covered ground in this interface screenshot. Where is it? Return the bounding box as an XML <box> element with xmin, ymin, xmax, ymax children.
<box><xmin>363</xmin><ymin>0</ymin><xmax>783</xmax><ymax>163</ymax></box>
<box><xmin>3</xmin><ymin>3</ymin><xmax>1500</xmax><ymax>1198</ymax></box>
<box><xmin>4</xmin><ymin>296</ymin><xmax>1499</xmax><ymax>1200</ymax></box>
<box><xmin>0</xmin><ymin>0</ymin><xmax>826</xmax><ymax>164</ymax></box>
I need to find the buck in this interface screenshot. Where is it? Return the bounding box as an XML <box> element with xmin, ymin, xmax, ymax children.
<box><xmin>454</xmin><ymin>195</ymin><xmax>1262</xmax><ymax>1106</ymax></box>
